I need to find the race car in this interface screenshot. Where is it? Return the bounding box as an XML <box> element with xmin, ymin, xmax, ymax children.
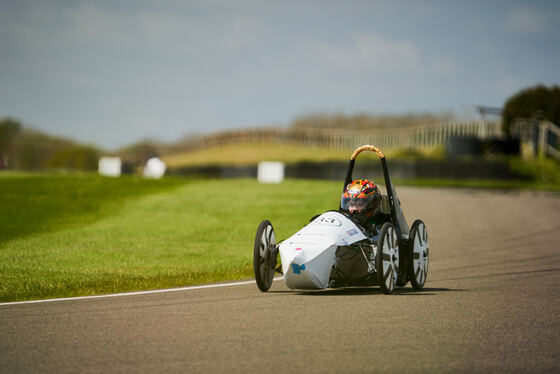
<box><xmin>253</xmin><ymin>145</ymin><xmax>429</xmax><ymax>294</ymax></box>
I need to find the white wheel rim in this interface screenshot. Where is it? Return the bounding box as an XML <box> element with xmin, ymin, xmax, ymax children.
<box><xmin>259</xmin><ymin>225</ymin><xmax>276</xmax><ymax>285</ymax></box>
<box><xmin>412</xmin><ymin>223</ymin><xmax>429</xmax><ymax>287</ymax></box>
<box><xmin>381</xmin><ymin>226</ymin><xmax>399</xmax><ymax>292</ymax></box>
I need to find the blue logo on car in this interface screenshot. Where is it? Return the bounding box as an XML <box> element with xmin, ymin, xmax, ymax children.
<box><xmin>291</xmin><ymin>263</ymin><xmax>306</xmax><ymax>274</ymax></box>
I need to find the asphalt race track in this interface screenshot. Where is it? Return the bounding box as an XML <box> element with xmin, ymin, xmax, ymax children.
<box><xmin>1</xmin><ymin>188</ymin><xmax>559</xmax><ymax>373</ymax></box>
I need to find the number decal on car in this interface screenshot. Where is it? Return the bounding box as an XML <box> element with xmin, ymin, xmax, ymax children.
<box><xmin>313</xmin><ymin>216</ymin><xmax>342</xmax><ymax>226</ymax></box>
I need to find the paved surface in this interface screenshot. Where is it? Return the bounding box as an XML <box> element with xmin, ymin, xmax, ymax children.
<box><xmin>1</xmin><ymin>188</ymin><xmax>559</xmax><ymax>373</ymax></box>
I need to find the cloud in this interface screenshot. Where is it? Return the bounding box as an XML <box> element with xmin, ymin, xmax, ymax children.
<box><xmin>312</xmin><ymin>33</ymin><xmax>420</xmax><ymax>72</ymax></box>
<box><xmin>505</xmin><ymin>6</ymin><xmax>560</xmax><ymax>36</ymax></box>
<box><xmin>1</xmin><ymin>2</ymin><xmax>264</xmax><ymax>57</ymax></box>
<box><xmin>430</xmin><ymin>57</ymin><xmax>457</xmax><ymax>77</ymax></box>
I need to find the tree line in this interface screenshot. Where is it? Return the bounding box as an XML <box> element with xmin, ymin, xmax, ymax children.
<box><xmin>0</xmin><ymin>118</ymin><xmax>160</xmax><ymax>172</ymax></box>
<box><xmin>0</xmin><ymin>118</ymin><xmax>99</xmax><ymax>171</ymax></box>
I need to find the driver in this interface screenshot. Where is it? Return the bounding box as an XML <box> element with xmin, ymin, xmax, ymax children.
<box><xmin>340</xmin><ymin>179</ymin><xmax>391</xmax><ymax>231</ymax></box>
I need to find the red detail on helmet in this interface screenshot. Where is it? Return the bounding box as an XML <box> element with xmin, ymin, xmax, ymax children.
<box><xmin>342</xmin><ymin>179</ymin><xmax>378</xmax><ymax>200</ymax></box>
<box><xmin>341</xmin><ymin>179</ymin><xmax>380</xmax><ymax>217</ymax></box>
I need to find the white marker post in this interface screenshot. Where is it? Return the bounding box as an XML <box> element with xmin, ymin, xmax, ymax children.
<box><xmin>98</xmin><ymin>157</ymin><xmax>122</xmax><ymax>177</ymax></box>
<box><xmin>143</xmin><ymin>157</ymin><xmax>166</xmax><ymax>179</ymax></box>
<box><xmin>258</xmin><ymin>161</ymin><xmax>285</xmax><ymax>184</ymax></box>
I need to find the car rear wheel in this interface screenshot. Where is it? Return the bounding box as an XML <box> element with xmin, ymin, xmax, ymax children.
<box><xmin>408</xmin><ymin>219</ymin><xmax>429</xmax><ymax>290</ymax></box>
<box><xmin>253</xmin><ymin>220</ymin><xmax>277</xmax><ymax>292</ymax></box>
<box><xmin>376</xmin><ymin>222</ymin><xmax>400</xmax><ymax>294</ymax></box>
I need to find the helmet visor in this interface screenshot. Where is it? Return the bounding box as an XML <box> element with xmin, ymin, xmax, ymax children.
<box><xmin>341</xmin><ymin>194</ymin><xmax>377</xmax><ymax>212</ymax></box>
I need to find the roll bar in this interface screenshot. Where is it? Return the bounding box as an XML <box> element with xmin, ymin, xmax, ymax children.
<box><xmin>344</xmin><ymin>145</ymin><xmax>389</xmax><ymax>191</ymax></box>
<box><xmin>343</xmin><ymin>145</ymin><xmax>409</xmax><ymax>236</ymax></box>
<box><xmin>350</xmin><ymin>145</ymin><xmax>385</xmax><ymax>160</ymax></box>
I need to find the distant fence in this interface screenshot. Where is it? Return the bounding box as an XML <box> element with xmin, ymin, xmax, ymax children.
<box><xmin>180</xmin><ymin>121</ymin><xmax>503</xmax><ymax>152</ymax></box>
<box><xmin>511</xmin><ymin>119</ymin><xmax>560</xmax><ymax>159</ymax></box>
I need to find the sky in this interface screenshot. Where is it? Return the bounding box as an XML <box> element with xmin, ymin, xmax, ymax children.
<box><xmin>1</xmin><ymin>0</ymin><xmax>559</xmax><ymax>149</ymax></box>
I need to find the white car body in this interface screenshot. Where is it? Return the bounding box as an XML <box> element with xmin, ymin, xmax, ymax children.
<box><xmin>279</xmin><ymin>211</ymin><xmax>368</xmax><ymax>290</ymax></box>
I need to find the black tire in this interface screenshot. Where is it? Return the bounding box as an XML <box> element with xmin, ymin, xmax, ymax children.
<box><xmin>253</xmin><ymin>220</ymin><xmax>277</xmax><ymax>292</ymax></box>
<box><xmin>375</xmin><ymin>222</ymin><xmax>400</xmax><ymax>294</ymax></box>
<box><xmin>407</xmin><ymin>219</ymin><xmax>429</xmax><ymax>290</ymax></box>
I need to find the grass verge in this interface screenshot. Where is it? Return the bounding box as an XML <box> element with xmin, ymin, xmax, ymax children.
<box><xmin>0</xmin><ymin>175</ymin><xmax>341</xmax><ymax>302</ymax></box>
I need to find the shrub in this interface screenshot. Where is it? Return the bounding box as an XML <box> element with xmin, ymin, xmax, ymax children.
<box><xmin>0</xmin><ymin>117</ymin><xmax>22</xmax><ymax>168</ymax></box>
<box><xmin>46</xmin><ymin>146</ymin><xmax>100</xmax><ymax>171</ymax></box>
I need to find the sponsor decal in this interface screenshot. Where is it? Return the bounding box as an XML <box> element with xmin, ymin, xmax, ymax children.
<box><xmin>347</xmin><ymin>228</ymin><xmax>359</xmax><ymax>236</ymax></box>
<box><xmin>295</xmin><ymin>247</ymin><xmax>303</xmax><ymax>251</ymax></box>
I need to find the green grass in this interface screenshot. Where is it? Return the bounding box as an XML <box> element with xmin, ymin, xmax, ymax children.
<box><xmin>0</xmin><ymin>174</ymin><xmax>341</xmax><ymax>302</ymax></box>
<box><xmin>509</xmin><ymin>156</ymin><xmax>560</xmax><ymax>185</ymax></box>
<box><xmin>0</xmin><ymin>173</ymin><xmax>189</xmax><ymax>243</ymax></box>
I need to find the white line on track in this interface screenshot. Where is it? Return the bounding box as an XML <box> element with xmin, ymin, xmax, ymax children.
<box><xmin>0</xmin><ymin>277</ymin><xmax>284</xmax><ymax>307</ymax></box>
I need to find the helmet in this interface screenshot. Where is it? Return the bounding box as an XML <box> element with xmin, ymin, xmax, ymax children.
<box><xmin>340</xmin><ymin>179</ymin><xmax>381</xmax><ymax>223</ymax></box>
